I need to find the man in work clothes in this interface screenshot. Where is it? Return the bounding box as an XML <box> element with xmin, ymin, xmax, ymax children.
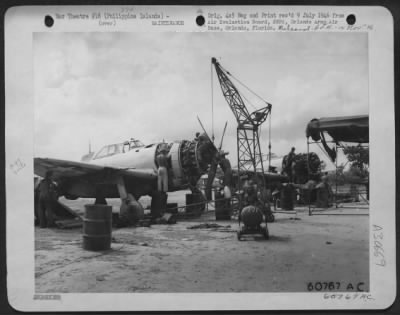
<box><xmin>156</xmin><ymin>146</ymin><xmax>169</xmax><ymax>192</ymax></box>
<box><xmin>38</xmin><ymin>171</ymin><xmax>57</xmax><ymax>228</ymax></box>
<box><xmin>244</xmin><ymin>180</ymin><xmax>258</xmax><ymax>206</ymax></box>
<box><xmin>286</xmin><ymin>147</ymin><xmax>296</xmax><ymax>182</ymax></box>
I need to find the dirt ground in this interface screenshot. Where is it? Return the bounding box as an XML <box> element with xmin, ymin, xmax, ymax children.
<box><xmin>35</xmin><ymin>192</ymin><xmax>369</xmax><ymax>293</ymax></box>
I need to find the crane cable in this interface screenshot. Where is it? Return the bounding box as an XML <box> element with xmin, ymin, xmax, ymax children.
<box><xmin>218</xmin><ymin>64</ymin><xmax>257</xmax><ymax>111</ymax></box>
<box><xmin>239</xmin><ymin>90</ymin><xmax>258</xmax><ymax>111</ymax></box>
<box><xmin>219</xmin><ymin>61</ymin><xmax>273</xmax><ymax>169</ymax></box>
<box><xmin>221</xmin><ymin>63</ymin><xmax>270</xmax><ymax>106</ymax></box>
<box><xmin>211</xmin><ymin>62</ymin><xmax>215</xmax><ymax>142</ymax></box>
<box><xmin>269</xmin><ymin>112</ymin><xmax>272</xmax><ymax>169</ymax></box>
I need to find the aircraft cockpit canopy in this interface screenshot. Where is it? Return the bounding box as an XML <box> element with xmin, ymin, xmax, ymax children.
<box><xmin>93</xmin><ymin>139</ymin><xmax>145</xmax><ymax>160</ymax></box>
<box><xmin>129</xmin><ymin>138</ymin><xmax>144</xmax><ymax>149</ymax></box>
<box><xmin>94</xmin><ymin>143</ymin><xmax>124</xmax><ymax>160</ymax></box>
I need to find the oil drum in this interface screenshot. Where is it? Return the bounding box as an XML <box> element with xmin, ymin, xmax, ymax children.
<box><xmin>166</xmin><ymin>203</ymin><xmax>178</xmax><ymax>214</ymax></box>
<box><xmin>151</xmin><ymin>191</ymin><xmax>167</xmax><ymax>218</ymax></box>
<box><xmin>215</xmin><ymin>190</ymin><xmax>231</xmax><ymax>220</ymax></box>
<box><xmin>316</xmin><ymin>184</ymin><xmax>330</xmax><ymax>208</ymax></box>
<box><xmin>185</xmin><ymin>193</ymin><xmax>203</xmax><ymax>214</ymax></box>
<box><xmin>280</xmin><ymin>185</ymin><xmax>294</xmax><ymax>210</ymax></box>
<box><xmin>83</xmin><ymin>204</ymin><xmax>112</xmax><ymax>251</ymax></box>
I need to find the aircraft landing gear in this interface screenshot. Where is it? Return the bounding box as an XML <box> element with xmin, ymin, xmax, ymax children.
<box><xmin>94</xmin><ymin>196</ymin><xmax>107</xmax><ymax>205</ymax></box>
<box><xmin>266</xmin><ymin>213</ymin><xmax>275</xmax><ymax>223</ymax></box>
<box><xmin>119</xmin><ymin>194</ymin><xmax>144</xmax><ymax>226</ymax></box>
<box><xmin>116</xmin><ymin>177</ymin><xmax>144</xmax><ymax>227</ymax></box>
<box><xmin>94</xmin><ymin>186</ymin><xmax>107</xmax><ymax>205</ymax></box>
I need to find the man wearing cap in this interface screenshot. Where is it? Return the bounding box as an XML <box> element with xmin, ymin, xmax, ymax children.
<box><xmin>38</xmin><ymin>171</ymin><xmax>57</xmax><ymax>228</ymax></box>
<box><xmin>156</xmin><ymin>145</ymin><xmax>169</xmax><ymax>192</ymax></box>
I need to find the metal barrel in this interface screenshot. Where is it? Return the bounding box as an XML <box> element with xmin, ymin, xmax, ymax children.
<box><xmin>166</xmin><ymin>203</ymin><xmax>178</xmax><ymax>214</ymax></box>
<box><xmin>83</xmin><ymin>204</ymin><xmax>112</xmax><ymax>251</ymax></box>
<box><xmin>280</xmin><ymin>185</ymin><xmax>294</xmax><ymax>210</ymax></box>
<box><xmin>185</xmin><ymin>193</ymin><xmax>203</xmax><ymax>214</ymax></box>
<box><xmin>151</xmin><ymin>191</ymin><xmax>168</xmax><ymax>218</ymax></box>
<box><xmin>316</xmin><ymin>186</ymin><xmax>330</xmax><ymax>208</ymax></box>
<box><xmin>215</xmin><ymin>191</ymin><xmax>231</xmax><ymax>220</ymax></box>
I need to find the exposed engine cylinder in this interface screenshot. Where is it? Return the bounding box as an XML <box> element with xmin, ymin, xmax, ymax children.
<box><xmin>179</xmin><ymin>139</ymin><xmax>216</xmax><ymax>180</ymax></box>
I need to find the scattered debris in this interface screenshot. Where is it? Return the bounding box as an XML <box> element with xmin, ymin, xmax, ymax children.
<box><xmin>187</xmin><ymin>223</ymin><xmax>231</xmax><ymax>230</ymax></box>
<box><xmin>138</xmin><ymin>219</ymin><xmax>152</xmax><ymax>227</ymax></box>
<box><xmin>55</xmin><ymin>219</ymin><xmax>82</xmax><ymax>229</ymax></box>
<box><xmin>111</xmin><ymin>237</ymin><xmax>151</xmax><ymax>247</ymax></box>
<box><xmin>153</xmin><ymin>213</ymin><xmax>176</xmax><ymax>225</ymax></box>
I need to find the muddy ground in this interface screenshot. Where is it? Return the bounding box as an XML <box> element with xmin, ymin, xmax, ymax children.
<box><xmin>35</xmin><ymin>192</ymin><xmax>369</xmax><ymax>293</ymax></box>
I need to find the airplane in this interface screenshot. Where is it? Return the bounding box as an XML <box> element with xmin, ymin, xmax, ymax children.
<box><xmin>34</xmin><ymin>128</ymin><xmax>291</xmax><ymax>226</ymax></box>
<box><xmin>34</xmin><ymin>136</ymin><xmax>220</xmax><ymax>224</ymax></box>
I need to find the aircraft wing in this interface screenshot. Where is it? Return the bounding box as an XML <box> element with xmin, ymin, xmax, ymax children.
<box><xmin>34</xmin><ymin>158</ymin><xmax>157</xmax><ymax>181</ymax></box>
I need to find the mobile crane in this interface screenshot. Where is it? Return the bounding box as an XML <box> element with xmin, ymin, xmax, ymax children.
<box><xmin>211</xmin><ymin>57</ymin><xmax>272</xmax><ymax>199</ymax></box>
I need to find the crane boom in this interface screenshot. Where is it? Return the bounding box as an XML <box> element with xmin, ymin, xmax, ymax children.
<box><xmin>211</xmin><ymin>57</ymin><xmax>271</xmax><ymax>128</ymax></box>
<box><xmin>212</xmin><ymin>57</ymin><xmax>252</xmax><ymax>125</ymax></box>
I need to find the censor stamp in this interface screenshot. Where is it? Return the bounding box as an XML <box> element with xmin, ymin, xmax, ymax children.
<box><xmin>4</xmin><ymin>4</ymin><xmax>396</xmax><ymax>312</ymax></box>
<box><xmin>33</xmin><ymin>294</ymin><xmax>61</xmax><ymax>301</ymax></box>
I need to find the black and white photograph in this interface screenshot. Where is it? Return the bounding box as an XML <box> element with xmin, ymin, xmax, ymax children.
<box><xmin>5</xmin><ymin>5</ymin><xmax>395</xmax><ymax>311</ymax></box>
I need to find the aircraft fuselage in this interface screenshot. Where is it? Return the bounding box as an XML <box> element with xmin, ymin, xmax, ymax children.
<box><xmin>59</xmin><ymin>139</ymin><xmax>215</xmax><ymax>200</ymax></box>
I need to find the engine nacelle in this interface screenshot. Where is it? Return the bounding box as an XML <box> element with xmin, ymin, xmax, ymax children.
<box><xmin>163</xmin><ymin>139</ymin><xmax>216</xmax><ymax>190</ymax></box>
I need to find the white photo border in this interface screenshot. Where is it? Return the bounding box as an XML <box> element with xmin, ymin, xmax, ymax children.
<box><xmin>4</xmin><ymin>5</ymin><xmax>396</xmax><ymax>311</ymax></box>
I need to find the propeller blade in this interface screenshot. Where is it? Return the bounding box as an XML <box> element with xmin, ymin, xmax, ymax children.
<box><xmin>196</xmin><ymin>116</ymin><xmax>213</xmax><ymax>143</ymax></box>
<box><xmin>218</xmin><ymin>121</ymin><xmax>228</xmax><ymax>150</ymax></box>
<box><xmin>205</xmin><ymin>159</ymin><xmax>218</xmax><ymax>201</ymax></box>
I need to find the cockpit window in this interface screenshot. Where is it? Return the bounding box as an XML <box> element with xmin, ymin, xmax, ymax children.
<box><xmin>94</xmin><ymin>146</ymin><xmax>109</xmax><ymax>159</ymax></box>
<box><xmin>108</xmin><ymin>145</ymin><xmax>116</xmax><ymax>155</ymax></box>
<box><xmin>94</xmin><ymin>140</ymin><xmax>144</xmax><ymax>159</ymax></box>
<box><xmin>131</xmin><ymin>140</ymin><xmax>144</xmax><ymax>148</ymax></box>
<box><xmin>94</xmin><ymin>144</ymin><xmax>123</xmax><ymax>160</ymax></box>
<box><xmin>130</xmin><ymin>139</ymin><xmax>144</xmax><ymax>149</ymax></box>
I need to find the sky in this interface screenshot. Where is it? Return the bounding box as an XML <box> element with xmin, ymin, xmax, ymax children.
<box><xmin>34</xmin><ymin>31</ymin><xmax>368</xmax><ymax>169</ymax></box>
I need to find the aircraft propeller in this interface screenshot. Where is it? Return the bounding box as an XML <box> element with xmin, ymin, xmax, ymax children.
<box><xmin>196</xmin><ymin>116</ymin><xmax>230</xmax><ymax>201</ymax></box>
